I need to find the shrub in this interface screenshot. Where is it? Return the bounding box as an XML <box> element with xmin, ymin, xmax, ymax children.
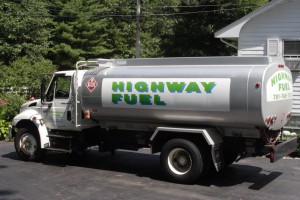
<box><xmin>0</xmin><ymin>93</ymin><xmax>27</xmax><ymax>121</ymax></box>
<box><xmin>0</xmin><ymin>120</ymin><xmax>10</xmax><ymax>140</ymax></box>
<box><xmin>0</xmin><ymin>93</ymin><xmax>28</xmax><ymax>140</ymax></box>
<box><xmin>0</xmin><ymin>57</ymin><xmax>56</xmax><ymax>98</ymax></box>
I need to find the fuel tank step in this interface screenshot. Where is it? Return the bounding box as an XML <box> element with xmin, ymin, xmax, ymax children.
<box><xmin>47</xmin><ymin>134</ymin><xmax>73</xmax><ymax>139</ymax></box>
<box><xmin>45</xmin><ymin>147</ymin><xmax>72</xmax><ymax>153</ymax></box>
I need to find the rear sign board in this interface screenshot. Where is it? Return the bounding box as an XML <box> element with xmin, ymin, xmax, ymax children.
<box><xmin>267</xmin><ymin>71</ymin><xmax>293</xmax><ymax>102</ymax></box>
<box><xmin>102</xmin><ymin>78</ymin><xmax>231</xmax><ymax>112</ymax></box>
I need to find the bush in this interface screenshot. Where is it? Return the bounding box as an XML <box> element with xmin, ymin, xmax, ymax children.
<box><xmin>286</xmin><ymin>130</ymin><xmax>300</xmax><ymax>157</ymax></box>
<box><xmin>0</xmin><ymin>57</ymin><xmax>56</xmax><ymax>98</ymax></box>
<box><xmin>297</xmin><ymin>132</ymin><xmax>300</xmax><ymax>156</ymax></box>
<box><xmin>0</xmin><ymin>93</ymin><xmax>28</xmax><ymax>141</ymax></box>
<box><xmin>0</xmin><ymin>119</ymin><xmax>10</xmax><ymax>140</ymax></box>
<box><xmin>0</xmin><ymin>93</ymin><xmax>27</xmax><ymax>121</ymax></box>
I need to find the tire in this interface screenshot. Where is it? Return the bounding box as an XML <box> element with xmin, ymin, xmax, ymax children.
<box><xmin>160</xmin><ymin>139</ymin><xmax>210</xmax><ymax>184</ymax></box>
<box><xmin>14</xmin><ymin>127</ymin><xmax>45</xmax><ymax>161</ymax></box>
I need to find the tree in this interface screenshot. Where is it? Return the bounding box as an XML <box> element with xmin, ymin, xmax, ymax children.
<box><xmin>139</xmin><ymin>0</ymin><xmax>180</xmax><ymax>58</ymax></box>
<box><xmin>0</xmin><ymin>0</ymin><xmax>52</xmax><ymax>64</ymax></box>
<box><xmin>48</xmin><ymin>0</ymin><xmax>113</xmax><ymax>70</ymax></box>
<box><xmin>157</xmin><ymin>0</ymin><xmax>269</xmax><ymax>57</ymax></box>
<box><xmin>104</xmin><ymin>0</ymin><xmax>137</xmax><ymax>58</ymax></box>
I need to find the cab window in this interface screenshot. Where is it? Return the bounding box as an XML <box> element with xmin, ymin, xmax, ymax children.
<box><xmin>46</xmin><ymin>76</ymin><xmax>71</xmax><ymax>102</ymax></box>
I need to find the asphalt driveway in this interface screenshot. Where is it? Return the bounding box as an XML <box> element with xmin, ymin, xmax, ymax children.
<box><xmin>0</xmin><ymin>141</ymin><xmax>299</xmax><ymax>200</ymax></box>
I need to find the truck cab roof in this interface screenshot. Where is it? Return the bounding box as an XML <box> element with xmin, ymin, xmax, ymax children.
<box><xmin>54</xmin><ymin>70</ymin><xmax>87</xmax><ymax>76</ymax></box>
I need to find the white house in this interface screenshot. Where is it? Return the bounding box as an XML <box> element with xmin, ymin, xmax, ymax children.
<box><xmin>215</xmin><ymin>0</ymin><xmax>300</xmax><ymax>129</ymax></box>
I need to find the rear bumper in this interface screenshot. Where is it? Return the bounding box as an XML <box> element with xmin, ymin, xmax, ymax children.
<box><xmin>268</xmin><ymin>137</ymin><xmax>298</xmax><ymax>163</ymax></box>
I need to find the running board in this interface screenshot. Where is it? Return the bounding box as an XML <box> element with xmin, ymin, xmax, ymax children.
<box><xmin>47</xmin><ymin>134</ymin><xmax>73</xmax><ymax>139</ymax></box>
<box><xmin>45</xmin><ymin>147</ymin><xmax>72</xmax><ymax>153</ymax></box>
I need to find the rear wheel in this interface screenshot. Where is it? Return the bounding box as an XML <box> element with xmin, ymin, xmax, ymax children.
<box><xmin>160</xmin><ymin>139</ymin><xmax>210</xmax><ymax>184</ymax></box>
<box><xmin>14</xmin><ymin>128</ymin><xmax>44</xmax><ymax>161</ymax></box>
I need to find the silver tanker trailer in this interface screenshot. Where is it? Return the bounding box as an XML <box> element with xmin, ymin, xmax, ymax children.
<box><xmin>9</xmin><ymin>56</ymin><xmax>297</xmax><ymax>183</ymax></box>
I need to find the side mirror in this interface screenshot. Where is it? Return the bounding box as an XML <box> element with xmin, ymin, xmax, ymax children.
<box><xmin>41</xmin><ymin>77</ymin><xmax>47</xmax><ymax>103</ymax></box>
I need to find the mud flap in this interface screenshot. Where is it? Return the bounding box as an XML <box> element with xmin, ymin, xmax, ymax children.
<box><xmin>269</xmin><ymin>137</ymin><xmax>297</xmax><ymax>163</ymax></box>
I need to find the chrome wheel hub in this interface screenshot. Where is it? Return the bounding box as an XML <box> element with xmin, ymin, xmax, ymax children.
<box><xmin>19</xmin><ymin>133</ymin><xmax>37</xmax><ymax>155</ymax></box>
<box><xmin>168</xmin><ymin>148</ymin><xmax>192</xmax><ymax>175</ymax></box>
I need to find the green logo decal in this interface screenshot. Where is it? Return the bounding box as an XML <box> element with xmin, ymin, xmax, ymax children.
<box><xmin>110</xmin><ymin>81</ymin><xmax>216</xmax><ymax>106</ymax></box>
<box><xmin>267</xmin><ymin>71</ymin><xmax>293</xmax><ymax>102</ymax></box>
<box><xmin>103</xmin><ymin>78</ymin><xmax>231</xmax><ymax>111</ymax></box>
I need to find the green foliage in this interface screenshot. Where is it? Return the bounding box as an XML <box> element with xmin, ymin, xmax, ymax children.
<box><xmin>48</xmin><ymin>0</ymin><xmax>113</xmax><ymax>70</ymax></box>
<box><xmin>0</xmin><ymin>0</ymin><xmax>272</xmax><ymax>68</ymax></box>
<box><xmin>297</xmin><ymin>132</ymin><xmax>300</xmax><ymax>156</ymax></box>
<box><xmin>159</xmin><ymin>0</ymin><xmax>269</xmax><ymax>57</ymax></box>
<box><xmin>283</xmin><ymin>130</ymin><xmax>300</xmax><ymax>157</ymax></box>
<box><xmin>104</xmin><ymin>0</ymin><xmax>137</xmax><ymax>58</ymax></box>
<box><xmin>0</xmin><ymin>0</ymin><xmax>52</xmax><ymax>64</ymax></box>
<box><xmin>0</xmin><ymin>119</ymin><xmax>10</xmax><ymax>140</ymax></box>
<box><xmin>0</xmin><ymin>57</ymin><xmax>56</xmax><ymax>97</ymax></box>
<box><xmin>0</xmin><ymin>93</ymin><xmax>27</xmax><ymax>121</ymax></box>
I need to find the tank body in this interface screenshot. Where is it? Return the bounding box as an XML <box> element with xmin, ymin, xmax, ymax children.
<box><xmin>81</xmin><ymin>57</ymin><xmax>293</xmax><ymax>130</ymax></box>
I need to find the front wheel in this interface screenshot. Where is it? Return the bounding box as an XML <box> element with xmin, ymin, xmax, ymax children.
<box><xmin>160</xmin><ymin>139</ymin><xmax>209</xmax><ymax>184</ymax></box>
<box><xmin>14</xmin><ymin>128</ymin><xmax>44</xmax><ymax>161</ymax></box>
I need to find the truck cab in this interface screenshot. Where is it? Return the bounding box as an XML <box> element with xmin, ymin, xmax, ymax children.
<box><xmin>42</xmin><ymin>71</ymin><xmax>75</xmax><ymax>130</ymax></box>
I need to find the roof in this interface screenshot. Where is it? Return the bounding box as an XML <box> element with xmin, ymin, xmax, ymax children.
<box><xmin>55</xmin><ymin>70</ymin><xmax>87</xmax><ymax>76</ymax></box>
<box><xmin>214</xmin><ymin>0</ymin><xmax>286</xmax><ymax>39</ymax></box>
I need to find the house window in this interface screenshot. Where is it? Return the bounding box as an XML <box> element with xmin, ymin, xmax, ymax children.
<box><xmin>284</xmin><ymin>41</ymin><xmax>300</xmax><ymax>71</ymax></box>
<box><xmin>284</xmin><ymin>41</ymin><xmax>300</xmax><ymax>58</ymax></box>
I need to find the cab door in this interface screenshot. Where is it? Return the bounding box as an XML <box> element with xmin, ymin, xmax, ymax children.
<box><xmin>42</xmin><ymin>74</ymin><xmax>74</xmax><ymax>130</ymax></box>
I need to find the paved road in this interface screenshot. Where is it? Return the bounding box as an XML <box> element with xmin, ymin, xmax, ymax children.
<box><xmin>0</xmin><ymin>141</ymin><xmax>299</xmax><ymax>200</ymax></box>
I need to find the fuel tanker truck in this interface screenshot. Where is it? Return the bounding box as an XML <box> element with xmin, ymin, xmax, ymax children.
<box><xmin>9</xmin><ymin>56</ymin><xmax>297</xmax><ymax>183</ymax></box>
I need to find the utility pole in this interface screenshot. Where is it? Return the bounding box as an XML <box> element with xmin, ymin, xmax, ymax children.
<box><xmin>136</xmin><ymin>0</ymin><xmax>141</xmax><ymax>58</ymax></box>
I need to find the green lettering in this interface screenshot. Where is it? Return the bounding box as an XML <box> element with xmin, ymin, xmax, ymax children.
<box><xmin>112</xmin><ymin>82</ymin><xmax>124</xmax><ymax>92</ymax></box>
<box><xmin>135</xmin><ymin>82</ymin><xmax>148</xmax><ymax>92</ymax></box>
<box><xmin>278</xmin><ymin>73</ymin><xmax>282</xmax><ymax>81</ymax></box>
<box><xmin>139</xmin><ymin>94</ymin><xmax>152</xmax><ymax>105</ymax></box>
<box><xmin>279</xmin><ymin>83</ymin><xmax>291</xmax><ymax>91</ymax></box>
<box><xmin>201</xmin><ymin>82</ymin><xmax>216</xmax><ymax>93</ymax></box>
<box><xmin>124</xmin><ymin>94</ymin><xmax>137</xmax><ymax>105</ymax></box>
<box><xmin>112</xmin><ymin>94</ymin><xmax>123</xmax><ymax>104</ymax></box>
<box><xmin>271</xmin><ymin>77</ymin><xmax>276</xmax><ymax>87</ymax></box>
<box><xmin>185</xmin><ymin>82</ymin><xmax>201</xmax><ymax>93</ymax></box>
<box><xmin>126</xmin><ymin>82</ymin><xmax>133</xmax><ymax>92</ymax></box>
<box><xmin>151</xmin><ymin>82</ymin><xmax>164</xmax><ymax>93</ymax></box>
<box><xmin>154</xmin><ymin>95</ymin><xmax>166</xmax><ymax>106</ymax></box>
<box><xmin>166</xmin><ymin>82</ymin><xmax>186</xmax><ymax>93</ymax></box>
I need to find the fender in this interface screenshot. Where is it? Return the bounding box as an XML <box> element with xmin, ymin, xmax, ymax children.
<box><xmin>12</xmin><ymin>109</ymin><xmax>49</xmax><ymax>149</ymax></box>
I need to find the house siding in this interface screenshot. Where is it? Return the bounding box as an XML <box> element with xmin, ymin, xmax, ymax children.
<box><xmin>238</xmin><ymin>1</ymin><xmax>300</xmax><ymax>57</ymax></box>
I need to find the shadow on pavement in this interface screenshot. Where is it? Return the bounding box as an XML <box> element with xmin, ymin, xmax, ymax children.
<box><xmin>2</xmin><ymin>149</ymin><xmax>282</xmax><ymax>189</ymax></box>
<box><xmin>0</xmin><ymin>190</ymin><xmax>17</xmax><ymax>197</ymax></box>
<box><xmin>199</xmin><ymin>164</ymin><xmax>282</xmax><ymax>190</ymax></box>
